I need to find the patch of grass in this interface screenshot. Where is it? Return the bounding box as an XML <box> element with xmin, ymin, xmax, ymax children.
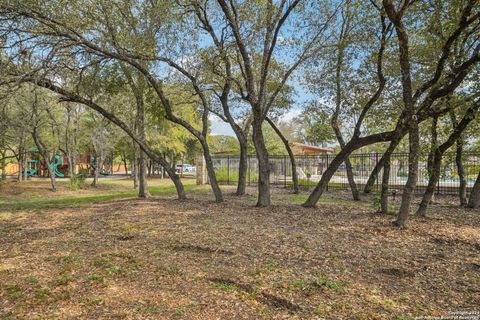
<box><xmin>271</xmin><ymin>191</ymin><xmax>371</xmax><ymax>209</ymax></box>
<box><xmin>290</xmin><ymin>275</ymin><xmax>346</xmax><ymax>294</ymax></box>
<box><xmin>266</xmin><ymin>259</ymin><xmax>279</xmax><ymax>271</ymax></box>
<box><xmin>92</xmin><ymin>257</ymin><xmax>112</xmax><ymax>269</ymax></box>
<box><xmin>291</xmin><ymin>279</ymin><xmax>310</xmax><ymax>290</ymax></box>
<box><xmin>367</xmin><ymin>293</ymin><xmax>399</xmax><ymax>313</ymax></box>
<box><xmin>155</xmin><ymin>265</ymin><xmax>183</xmax><ymax>277</ymax></box>
<box><xmin>25</xmin><ymin>275</ymin><xmax>40</xmax><ymax>286</ymax></box>
<box><xmin>55</xmin><ymin>272</ymin><xmax>74</xmax><ymax>286</ymax></box>
<box><xmin>213</xmin><ymin>281</ymin><xmax>237</xmax><ymax>292</ymax></box>
<box><xmin>35</xmin><ymin>287</ymin><xmax>50</xmax><ymax>301</ymax></box>
<box><xmin>329</xmin><ymin>300</ymin><xmax>352</xmax><ymax>311</ymax></box>
<box><xmin>84</xmin><ymin>296</ymin><xmax>104</xmax><ymax>306</ymax></box>
<box><xmin>105</xmin><ymin>266</ymin><xmax>122</xmax><ymax>276</ymax></box>
<box><xmin>87</xmin><ymin>274</ymin><xmax>105</xmax><ymax>282</ymax></box>
<box><xmin>315</xmin><ymin>275</ymin><xmax>345</xmax><ymax>293</ymax></box>
<box><xmin>4</xmin><ymin>284</ymin><xmax>23</xmax><ymax>300</ymax></box>
<box><xmin>0</xmin><ymin>178</ymin><xmax>199</xmax><ymax>212</ymax></box>
<box><xmin>145</xmin><ymin>304</ymin><xmax>164</xmax><ymax>315</ymax></box>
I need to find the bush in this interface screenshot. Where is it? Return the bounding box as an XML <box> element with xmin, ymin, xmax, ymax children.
<box><xmin>69</xmin><ymin>168</ymin><xmax>88</xmax><ymax>190</ymax></box>
<box><xmin>215</xmin><ymin>166</ymin><xmax>238</xmax><ymax>183</ymax></box>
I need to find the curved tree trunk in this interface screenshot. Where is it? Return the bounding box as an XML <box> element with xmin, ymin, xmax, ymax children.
<box><xmin>331</xmin><ymin>123</ymin><xmax>359</xmax><ymax>201</ymax></box>
<box><xmin>266</xmin><ymin>117</ymin><xmax>299</xmax><ymax>194</ymax></box>
<box><xmin>416</xmin><ymin>153</ymin><xmax>441</xmax><ymax>216</ymax></box>
<box><xmin>416</xmin><ymin>115</ymin><xmax>439</xmax><ymax>216</ymax></box>
<box><xmin>467</xmin><ymin>171</ymin><xmax>480</xmax><ymax>209</ymax></box>
<box><xmin>303</xmin><ymin>146</ymin><xmax>352</xmax><ymax>207</ymax></box>
<box><xmin>201</xmin><ymin>139</ymin><xmax>224</xmax><ymax>203</ymax></box>
<box><xmin>364</xmin><ymin>154</ymin><xmax>385</xmax><ymax>194</ymax></box>
<box><xmin>331</xmin><ymin>112</ymin><xmax>360</xmax><ymax>200</ymax></box>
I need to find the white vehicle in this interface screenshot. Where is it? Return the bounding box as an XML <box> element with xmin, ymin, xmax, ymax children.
<box><xmin>175</xmin><ymin>164</ymin><xmax>195</xmax><ymax>173</ymax></box>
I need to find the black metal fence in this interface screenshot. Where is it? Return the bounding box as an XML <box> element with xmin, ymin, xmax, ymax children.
<box><xmin>211</xmin><ymin>153</ymin><xmax>480</xmax><ymax>195</ymax></box>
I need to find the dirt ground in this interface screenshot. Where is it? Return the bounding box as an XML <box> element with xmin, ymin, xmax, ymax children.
<box><xmin>0</xmin><ymin>181</ymin><xmax>479</xmax><ymax>319</ymax></box>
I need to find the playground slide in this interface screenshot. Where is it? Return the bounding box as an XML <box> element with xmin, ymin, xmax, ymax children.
<box><xmin>91</xmin><ymin>158</ymin><xmax>109</xmax><ymax>176</ymax></box>
<box><xmin>50</xmin><ymin>155</ymin><xmax>64</xmax><ymax>177</ymax></box>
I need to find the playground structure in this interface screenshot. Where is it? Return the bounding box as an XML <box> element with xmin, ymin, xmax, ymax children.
<box><xmin>25</xmin><ymin>154</ymin><xmax>65</xmax><ymax>178</ymax></box>
<box><xmin>22</xmin><ymin>150</ymin><xmax>110</xmax><ymax>178</ymax></box>
<box><xmin>90</xmin><ymin>155</ymin><xmax>110</xmax><ymax>176</ymax></box>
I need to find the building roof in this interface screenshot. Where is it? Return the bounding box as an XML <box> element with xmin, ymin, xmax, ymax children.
<box><xmin>289</xmin><ymin>142</ymin><xmax>334</xmax><ymax>153</ymax></box>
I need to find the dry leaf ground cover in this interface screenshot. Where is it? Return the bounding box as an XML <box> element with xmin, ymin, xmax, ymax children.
<box><xmin>0</xmin><ymin>179</ymin><xmax>479</xmax><ymax>319</ymax></box>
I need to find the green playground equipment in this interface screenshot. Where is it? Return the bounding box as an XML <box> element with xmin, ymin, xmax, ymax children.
<box><xmin>24</xmin><ymin>148</ymin><xmax>65</xmax><ymax>178</ymax></box>
<box><xmin>26</xmin><ymin>159</ymin><xmax>39</xmax><ymax>177</ymax></box>
<box><xmin>49</xmin><ymin>154</ymin><xmax>64</xmax><ymax>177</ymax></box>
<box><xmin>91</xmin><ymin>156</ymin><xmax>109</xmax><ymax>176</ymax></box>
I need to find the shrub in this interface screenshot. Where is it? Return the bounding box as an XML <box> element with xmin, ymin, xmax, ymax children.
<box><xmin>69</xmin><ymin>168</ymin><xmax>88</xmax><ymax>190</ymax></box>
<box><xmin>215</xmin><ymin>166</ymin><xmax>239</xmax><ymax>183</ymax></box>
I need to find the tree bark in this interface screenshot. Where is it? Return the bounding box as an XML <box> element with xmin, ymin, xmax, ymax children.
<box><xmin>364</xmin><ymin>154</ymin><xmax>385</xmax><ymax>194</ymax></box>
<box><xmin>416</xmin><ymin>151</ymin><xmax>441</xmax><ymax>216</ymax></box>
<box><xmin>380</xmin><ymin>154</ymin><xmax>391</xmax><ymax>214</ymax></box>
<box><xmin>384</xmin><ymin>0</ymin><xmax>419</xmax><ymax>228</ymax></box>
<box><xmin>237</xmin><ymin>137</ymin><xmax>248</xmax><ymax>195</ymax></box>
<box><xmin>65</xmin><ymin>104</ymin><xmax>76</xmax><ymax>178</ymax></box>
<box><xmin>395</xmin><ymin>124</ymin><xmax>419</xmax><ymax>227</ymax></box>
<box><xmin>252</xmin><ymin>117</ymin><xmax>271</xmax><ymax>206</ymax></box>
<box><xmin>137</xmin><ymin>150</ymin><xmax>150</xmax><ymax>198</ymax></box>
<box><xmin>467</xmin><ymin>171</ymin><xmax>480</xmax><ymax>209</ymax></box>
<box><xmin>450</xmin><ymin>110</ymin><xmax>467</xmax><ymax>206</ymax></box>
<box><xmin>17</xmin><ymin>137</ymin><xmax>26</xmax><ymax>181</ymax></box>
<box><xmin>132</xmin><ymin>155</ymin><xmax>138</xmax><ymax>189</ymax></box>
<box><xmin>32</xmin><ymin>128</ymin><xmax>57</xmax><ymax>192</ymax></box>
<box><xmin>201</xmin><ymin>139</ymin><xmax>224</xmax><ymax>202</ymax></box>
<box><xmin>455</xmin><ymin>141</ymin><xmax>467</xmax><ymax>206</ymax></box>
<box><xmin>1</xmin><ymin>152</ymin><xmax>6</xmax><ymax>180</ymax></box>
<box><xmin>266</xmin><ymin>117</ymin><xmax>299</xmax><ymax>194</ymax></box>
<box><xmin>303</xmin><ymin>145</ymin><xmax>353</xmax><ymax>207</ymax></box>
